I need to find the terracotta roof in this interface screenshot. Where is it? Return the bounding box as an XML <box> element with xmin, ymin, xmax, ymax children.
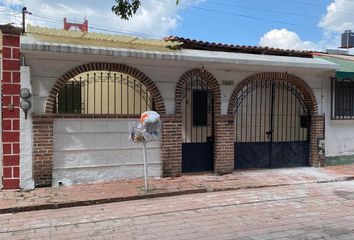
<box><xmin>0</xmin><ymin>24</ymin><xmax>22</xmax><ymax>35</ymax></box>
<box><xmin>164</xmin><ymin>36</ymin><xmax>313</xmax><ymax>58</ymax></box>
<box><xmin>313</xmin><ymin>52</ymin><xmax>354</xmax><ymax>61</ymax></box>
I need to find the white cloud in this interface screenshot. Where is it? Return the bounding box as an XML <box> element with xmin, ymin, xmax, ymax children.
<box><xmin>318</xmin><ymin>0</ymin><xmax>354</xmax><ymax>32</ymax></box>
<box><xmin>259</xmin><ymin>0</ymin><xmax>354</xmax><ymax>52</ymax></box>
<box><xmin>259</xmin><ymin>28</ymin><xmax>316</xmax><ymax>50</ymax></box>
<box><xmin>0</xmin><ymin>0</ymin><xmax>203</xmax><ymax>37</ymax></box>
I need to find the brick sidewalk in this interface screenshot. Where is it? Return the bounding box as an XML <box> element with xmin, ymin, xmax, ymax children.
<box><xmin>1</xmin><ymin>165</ymin><xmax>354</xmax><ymax>214</ymax></box>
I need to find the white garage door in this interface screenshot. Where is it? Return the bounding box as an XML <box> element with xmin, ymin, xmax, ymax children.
<box><xmin>52</xmin><ymin>119</ymin><xmax>161</xmax><ymax>186</ymax></box>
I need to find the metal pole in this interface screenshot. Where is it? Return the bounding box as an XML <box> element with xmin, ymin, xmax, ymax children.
<box><xmin>22</xmin><ymin>7</ymin><xmax>26</xmax><ymax>33</ymax></box>
<box><xmin>142</xmin><ymin>141</ymin><xmax>149</xmax><ymax>191</ymax></box>
<box><xmin>21</xmin><ymin>7</ymin><xmax>32</xmax><ymax>34</ymax></box>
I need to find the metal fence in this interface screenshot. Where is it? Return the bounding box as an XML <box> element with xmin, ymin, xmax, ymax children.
<box><xmin>54</xmin><ymin>71</ymin><xmax>154</xmax><ymax>114</ymax></box>
<box><xmin>234</xmin><ymin>80</ymin><xmax>309</xmax><ymax>143</ymax></box>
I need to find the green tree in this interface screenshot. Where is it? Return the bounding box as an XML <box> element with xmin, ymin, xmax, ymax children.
<box><xmin>112</xmin><ymin>0</ymin><xmax>180</xmax><ymax>20</ymax></box>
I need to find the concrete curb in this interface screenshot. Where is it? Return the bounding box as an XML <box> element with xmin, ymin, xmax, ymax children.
<box><xmin>1</xmin><ymin>176</ymin><xmax>353</xmax><ymax>214</ymax></box>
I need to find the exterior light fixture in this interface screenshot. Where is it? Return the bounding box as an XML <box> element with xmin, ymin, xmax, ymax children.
<box><xmin>20</xmin><ymin>88</ymin><xmax>31</xmax><ymax>99</ymax></box>
<box><xmin>20</xmin><ymin>100</ymin><xmax>31</xmax><ymax>119</ymax></box>
<box><xmin>20</xmin><ymin>88</ymin><xmax>32</xmax><ymax>119</ymax></box>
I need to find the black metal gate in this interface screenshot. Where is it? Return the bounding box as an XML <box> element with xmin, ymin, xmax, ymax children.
<box><xmin>182</xmin><ymin>77</ymin><xmax>214</xmax><ymax>172</ymax></box>
<box><xmin>54</xmin><ymin>71</ymin><xmax>154</xmax><ymax>115</ymax></box>
<box><xmin>234</xmin><ymin>80</ymin><xmax>310</xmax><ymax>169</ymax></box>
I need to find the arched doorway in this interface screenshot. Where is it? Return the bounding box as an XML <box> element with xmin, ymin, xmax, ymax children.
<box><xmin>229</xmin><ymin>73</ymin><xmax>318</xmax><ymax>169</ymax></box>
<box><xmin>181</xmin><ymin>77</ymin><xmax>214</xmax><ymax>172</ymax></box>
<box><xmin>176</xmin><ymin>69</ymin><xmax>221</xmax><ymax>173</ymax></box>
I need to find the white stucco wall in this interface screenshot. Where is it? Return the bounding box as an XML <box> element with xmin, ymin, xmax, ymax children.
<box><xmin>24</xmin><ymin>51</ymin><xmax>329</xmax><ymax>116</ymax></box>
<box><xmin>52</xmin><ymin>119</ymin><xmax>161</xmax><ymax>186</ymax></box>
<box><xmin>20</xmin><ymin>66</ymin><xmax>35</xmax><ymax>189</ymax></box>
<box><xmin>22</xmin><ymin>49</ymin><xmax>354</xmax><ymax>163</ymax></box>
<box><xmin>323</xmin><ymin>76</ymin><xmax>354</xmax><ymax>157</ymax></box>
<box><xmin>325</xmin><ymin>120</ymin><xmax>354</xmax><ymax>156</ymax></box>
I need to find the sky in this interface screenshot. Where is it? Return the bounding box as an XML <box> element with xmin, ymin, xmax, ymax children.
<box><xmin>0</xmin><ymin>0</ymin><xmax>354</xmax><ymax>52</ymax></box>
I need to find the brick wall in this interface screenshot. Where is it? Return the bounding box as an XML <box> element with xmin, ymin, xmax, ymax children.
<box><xmin>32</xmin><ymin>117</ymin><xmax>53</xmax><ymax>187</ymax></box>
<box><xmin>1</xmin><ymin>25</ymin><xmax>22</xmax><ymax>189</ymax></box>
<box><xmin>175</xmin><ymin>69</ymin><xmax>221</xmax><ymax>115</ymax></box>
<box><xmin>160</xmin><ymin>114</ymin><xmax>182</xmax><ymax>176</ymax></box>
<box><xmin>309</xmin><ymin>115</ymin><xmax>325</xmax><ymax>167</ymax></box>
<box><xmin>160</xmin><ymin>114</ymin><xmax>236</xmax><ymax>176</ymax></box>
<box><xmin>214</xmin><ymin>114</ymin><xmax>234</xmax><ymax>174</ymax></box>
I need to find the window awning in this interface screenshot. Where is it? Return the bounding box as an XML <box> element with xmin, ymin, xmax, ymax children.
<box><xmin>315</xmin><ymin>55</ymin><xmax>354</xmax><ymax>80</ymax></box>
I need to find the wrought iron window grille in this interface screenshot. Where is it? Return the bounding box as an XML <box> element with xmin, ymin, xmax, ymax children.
<box><xmin>331</xmin><ymin>77</ymin><xmax>354</xmax><ymax>120</ymax></box>
<box><xmin>54</xmin><ymin>71</ymin><xmax>155</xmax><ymax>115</ymax></box>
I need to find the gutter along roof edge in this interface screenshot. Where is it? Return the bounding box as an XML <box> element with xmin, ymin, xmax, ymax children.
<box><xmin>21</xmin><ymin>43</ymin><xmax>338</xmax><ymax>71</ymax></box>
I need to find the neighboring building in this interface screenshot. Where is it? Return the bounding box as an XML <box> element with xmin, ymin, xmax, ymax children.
<box><xmin>341</xmin><ymin>30</ymin><xmax>354</xmax><ymax>49</ymax></box>
<box><xmin>1</xmin><ymin>23</ymin><xmax>343</xmax><ymax>189</ymax></box>
<box><xmin>314</xmin><ymin>53</ymin><xmax>354</xmax><ymax>165</ymax></box>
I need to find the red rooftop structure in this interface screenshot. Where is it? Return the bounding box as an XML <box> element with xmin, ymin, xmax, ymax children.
<box><xmin>63</xmin><ymin>18</ymin><xmax>88</xmax><ymax>32</ymax></box>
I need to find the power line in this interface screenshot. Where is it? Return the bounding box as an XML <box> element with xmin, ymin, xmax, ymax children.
<box><xmin>28</xmin><ymin>12</ymin><xmax>165</xmax><ymax>39</ymax></box>
<box><xmin>211</xmin><ymin>0</ymin><xmax>354</xmax><ymax>15</ymax></box>
<box><xmin>275</xmin><ymin>0</ymin><xmax>354</xmax><ymax>13</ymax></box>
<box><xmin>1</xmin><ymin>7</ymin><xmax>164</xmax><ymax>38</ymax></box>
<box><xmin>179</xmin><ymin>3</ymin><xmax>323</xmax><ymax>31</ymax></box>
<box><xmin>10</xmin><ymin>0</ymin><xmax>21</xmax><ymax>25</ymax></box>
<box><xmin>204</xmin><ymin>1</ymin><xmax>318</xmax><ymax>19</ymax></box>
<box><xmin>0</xmin><ymin>9</ymin><xmax>21</xmax><ymax>25</ymax></box>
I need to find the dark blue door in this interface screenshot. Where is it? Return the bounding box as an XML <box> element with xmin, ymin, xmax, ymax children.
<box><xmin>181</xmin><ymin>78</ymin><xmax>214</xmax><ymax>173</ymax></box>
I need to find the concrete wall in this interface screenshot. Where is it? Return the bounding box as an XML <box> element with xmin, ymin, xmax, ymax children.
<box><xmin>323</xmin><ymin>77</ymin><xmax>354</xmax><ymax>158</ymax></box>
<box><xmin>52</xmin><ymin>119</ymin><xmax>161</xmax><ymax>186</ymax></box>
<box><xmin>20</xmin><ymin>66</ymin><xmax>34</xmax><ymax>189</ymax></box>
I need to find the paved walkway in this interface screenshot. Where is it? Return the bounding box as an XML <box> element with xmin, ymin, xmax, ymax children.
<box><xmin>1</xmin><ymin>180</ymin><xmax>354</xmax><ymax>239</ymax></box>
<box><xmin>0</xmin><ymin>165</ymin><xmax>354</xmax><ymax>214</ymax></box>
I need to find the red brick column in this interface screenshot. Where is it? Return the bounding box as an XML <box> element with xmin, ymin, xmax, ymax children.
<box><xmin>309</xmin><ymin>115</ymin><xmax>325</xmax><ymax>167</ymax></box>
<box><xmin>32</xmin><ymin>117</ymin><xmax>54</xmax><ymax>187</ymax></box>
<box><xmin>214</xmin><ymin>114</ymin><xmax>234</xmax><ymax>175</ymax></box>
<box><xmin>160</xmin><ymin>114</ymin><xmax>182</xmax><ymax>177</ymax></box>
<box><xmin>1</xmin><ymin>25</ymin><xmax>22</xmax><ymax>189</ymax></box>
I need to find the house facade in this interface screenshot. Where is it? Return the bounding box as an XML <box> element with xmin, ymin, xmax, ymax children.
<box><xmin>314</xmin><ymin>53</ymin><xmax>354</xmax><ymax>165</ymax></box>
<box><xmin>1</xmin><ymin>24</ymin><xmax>348</xmax><ymax>190</ymax></box>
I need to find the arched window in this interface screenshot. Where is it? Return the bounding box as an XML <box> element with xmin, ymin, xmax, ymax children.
<box><xmin>54</xmin><ymin>71</ymin><xmax>155</xmax><ymax>114</ymax></box>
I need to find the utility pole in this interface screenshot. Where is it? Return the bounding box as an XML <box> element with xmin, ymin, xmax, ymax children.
<box><xmin>22</xmin><ymin>7</ymin><xmax>32</xmax><ymax>34</ymax></box>
<box><xmin>347</xmin><ymin>26</ymin><xmax>350</xmax><ymax>54</ymax></box>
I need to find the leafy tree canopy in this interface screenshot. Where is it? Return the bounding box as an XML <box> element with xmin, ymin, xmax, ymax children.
<box><xmin>112</xmin><ymin>0</ymin><xmax>180</xmax><ymax>20</ymax></box>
